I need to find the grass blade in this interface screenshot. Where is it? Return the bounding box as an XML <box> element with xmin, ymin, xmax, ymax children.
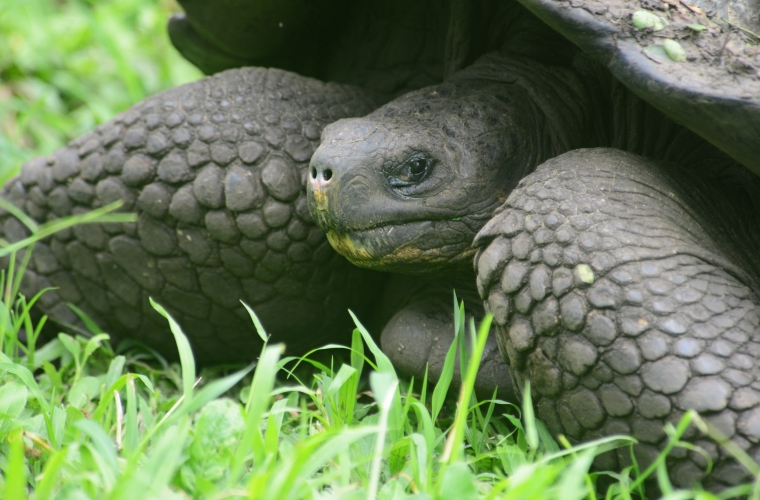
<box><xmin>368</xmin><ymin>371</ymin><xmax>399</xmax><ymax>500</ymax></box>
<box><xmin>431</xmin><ymin>328</ymin><xmax>458</xmax><ymax>424</ymax></box>
<box><xmin>0</xmin><ymin>362</ymin><xmax>52</xmax><ymax>414</ymax></box>
<box><xmin>523</xmin><ymin>381</ymin><xmax>539</xmax><ymax>455</ymax></box>
<box><xmin>349</xmin><ymin>311</ymin><xmax>404</xmax><ymax>441</ymax></box>
<box><xmin>123</xmin><ymin>375</ymin><xmax>139</xmax><ymax>456</ymax></box>
<box><xmin>233</xmin><ymin>343</ymin><xmax>285</xmax><ymax>479</ymax></box>
<box><xmin>149</xmin><ymin>298</ymin><xmax>196</xmax><ymax>404</ymax></box>
<box><xmin>349</xmin><ymin>311</ymin><xmax>395</xmax><ymax>374</ymax></box>
<box><xmin>241</xmin><ymin>300</ymin><xmax>269</xmax><ymax>343</ymax></box>
<box><xmin>181</xmin><ymin>362</ymin><xmax>256</xmax><ymax>416</ymax></box>
<box><xmin>5</xmin><ymin>429</ymin><xmax>27</xmax><ymax>500</ymax></box>
<box><xmin>33</xmin><ymin>447</ymin><xmax>68</xmax><ymax>500</ymax></box>
<box><xmin>350</xmin><ymin>327</ymin><xmax>365</xmax><ymax>378</ymax></box>
<box><xmin>441</xmin><ymin>315</ymin><xmax>492</xmax><ymax>465</ymax></box>
<box><xmin>0</xmin><ymin>200</ymin><xmax>135</xmax><ymax>257</ymax></box>
<box><xmin>0</xmin><ymin>197</ymin><xmax>38</xmax><ymax>232</ymax></box>
<box><xmin>75</xmin><ymin>419</ymin><xmax>119</xmax><ymax>487</ymax></box>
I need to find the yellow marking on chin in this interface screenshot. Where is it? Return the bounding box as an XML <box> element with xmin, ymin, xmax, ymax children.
<box><xmin>387</xmin><ymin>244</ymin><xmax>428</xmax><ymax>262</ymax></box>
<box><xmin>386</xmin><ymin>245</ymin><xmax>478</xmax><ymax>267</ymax></box>
<box><xmin>327</xmin><ymin>230</ymin><xmax>374</xmax><ymax>262</ymax></box>
<box><xmin>326</xmin><ymin>229</ymin><xmax>478</xmax><ymax>271</ymax></box>
<box><xmin>313</xmin><ymin>189</ymin><xmax>329</xmax><ymax>211</ymax></box>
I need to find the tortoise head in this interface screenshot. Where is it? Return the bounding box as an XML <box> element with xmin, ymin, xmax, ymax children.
<box><xmin>307</xmin><ymin>79</ymin><xmax>544</xmax><ymax>273</ymax></box>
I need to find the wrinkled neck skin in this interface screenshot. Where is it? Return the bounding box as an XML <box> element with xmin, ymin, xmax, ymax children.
<box><xmin>570</xmin><ymin>54</ymin><xmax>736</xmax><ymax>171</ymax></box>
<box><xmin>307</xmin><ymin>52</ymin><xmax>604</xmax><ymax>274</ymax></box>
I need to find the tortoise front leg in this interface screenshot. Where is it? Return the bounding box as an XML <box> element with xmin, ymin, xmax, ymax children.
<box><xmin>381</xmin><ymin>286</ymin><xmax>517</xmax><ymax>402</ymax></box>
<box><xmin>475</xmin><ymin>148</ymin><xmax>760</xmax><ymax>489</ymax></box>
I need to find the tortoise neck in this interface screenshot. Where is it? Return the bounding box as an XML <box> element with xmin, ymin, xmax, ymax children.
<box><xmin>448</xmin><ymin>51</ymin><xmax>741</xmax><ymax>181</ymax></box>
<box><xmin>571</xmin><ymin>54</ymin><xmax>737</xmax><ymax>172</ymax></box>
<box><xmin>449</xmin><ymin>52</ymin><xmax>610</xmax><ymax>162</ymax></box>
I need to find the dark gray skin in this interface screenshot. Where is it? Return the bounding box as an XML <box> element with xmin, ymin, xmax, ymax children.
<box><xmin>307</xmin><ymin>51</ymin><xmax>760</xmax><ymax>489</ymax></box>
<box><xmin>307</xmin><ymin>55</ymin><xmax>602</xmax><ymax>273</ymax></box>
<box><xmin>309</xmin><ymin>81</ymin><xmax>530</xmax><ymax>273</ymax></box>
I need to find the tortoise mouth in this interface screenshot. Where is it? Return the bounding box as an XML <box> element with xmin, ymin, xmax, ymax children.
<box><xmin>325</xmin><ymin>220</ymin><xmax>477</xmax><ymax>273</ymax></box>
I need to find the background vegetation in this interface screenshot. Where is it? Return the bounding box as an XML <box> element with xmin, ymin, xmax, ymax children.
<box><xmin>0</xmin><ymin>0</ymin><xmax>202</xmax><ymax>184</ymax></box>
<box><xmin>0</xmin><ymin>0</ymin><xmax>758</xmax><ymax>498</ymax></box>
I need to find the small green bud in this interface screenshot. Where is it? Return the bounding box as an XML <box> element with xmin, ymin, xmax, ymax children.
<box><xmin>686</xmin><ymin>23</ymin><xmax>707</xmax><ymax>31</ymax></box>
<box><xmin>663</xmin><ymin>39</ymin><xmax>686</xmax><ymax>62</ymax></box>
<box><xmin>632</xmin><ymin>10</ymin><xmax>666</xmax><ymax>31</ymax></box>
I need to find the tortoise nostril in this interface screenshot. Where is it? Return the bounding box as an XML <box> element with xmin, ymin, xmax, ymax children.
<box><xmin>310</xmin><ymin>167</ymin><xmax>317</xmax><ymax>179</ymax></box>
<box><xmin>323</xmin><ymin>169</ymin><xmax>333</xmax><ymax>181</ymax></box>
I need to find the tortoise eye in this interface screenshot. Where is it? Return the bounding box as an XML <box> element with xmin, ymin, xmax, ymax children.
<box><xmin>409</xmin><ymin>159</ymin><xmax>427</xmax><ymax>177</ymax></box>
<box><xmin>387</xmin><ymin>155</ymin><xmax>435</xmax><ymax>189</ymax></box>
<box><xmin>399</xmin><ymin>157</ymin><xmax>432</xmax><ymax>183</ymax></box>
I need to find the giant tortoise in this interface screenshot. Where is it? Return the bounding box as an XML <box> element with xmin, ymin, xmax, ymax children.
<box><xmin>2</xmin><ymin>0</ymin><xmax>760</xmax><ymax>489</ymax></box>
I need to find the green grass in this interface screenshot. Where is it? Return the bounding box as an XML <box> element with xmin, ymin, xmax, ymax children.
<box><xmin>0</xmin><ymin>0</ymin><xmax>202</xmax><ymax>185</ymax></box>
<box><xmin>0</xmin><ymin>205</ymin><xmax>757</xmax><ymax>500</ymax></box>
<box><xmin>0</xmin><ymin>211</ymin><xmax>757</xmax><ymax>499</ymax></box>
<box><xmin>2</xmin><ymin>0</ymin><xmax>760</xmax><ymax>498</ymax></box>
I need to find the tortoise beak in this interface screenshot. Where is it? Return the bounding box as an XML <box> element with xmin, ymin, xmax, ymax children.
<box><xmin>306</xmin><ymin>152</ymin><xmax>346</xmax><ymax>233</ymax></box>
<box><xmin>308</xmin><ymin>161</ymin><xmax>333</xmax><ymax>213</ymax></box>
